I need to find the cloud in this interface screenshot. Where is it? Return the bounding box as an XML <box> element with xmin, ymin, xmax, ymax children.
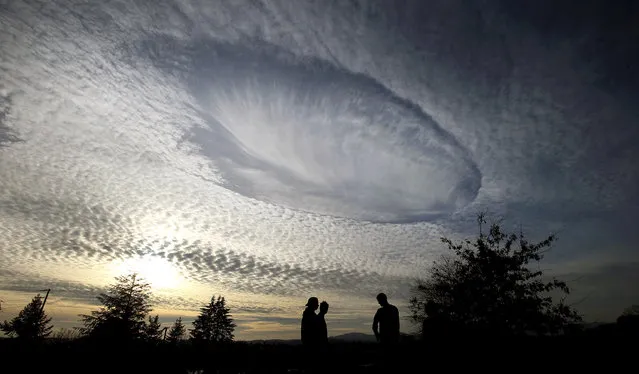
<box><xmin>0</xmin><ymin>269</ymin><xmax>103</xmax><ymax>304</ymax></box>
<box><xmin>0</xmin><ymin>192</ymin><xmax>421</xmax><ymax>302</ymax></box>
<box><xmin>0</xmin><ymin>91</ymin><xmax>21</xmax><ymax>147</ymax></box>
<box><xmin>0</xmin><ymin>194</ymin><xmax>142</xmax><ymax>267</ymax></box>
<box><xmin>136</xmin><ymin>38</ymin><xmax>481</xmax><ymax>223</ymax></box>
<box><xmin>166</xmin><ymin>245</ymin><xmax>416</xmax><ymax>297</ymax></box>
<box><xmin>0</xmin><ymin>0</ymin><xmax>637</xmax><ymax>337</ymax></box>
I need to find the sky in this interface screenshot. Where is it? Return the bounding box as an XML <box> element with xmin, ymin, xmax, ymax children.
<box><xmin>0</xmin><ymin>0</ymin><xmax>638</xmax><ymax>340</ymax></box>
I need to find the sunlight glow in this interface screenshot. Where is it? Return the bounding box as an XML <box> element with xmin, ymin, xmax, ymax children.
<box><xmin>110</xmin><ymin>256</ymin><xmax>184</xmax><ymax>290</ymax></box>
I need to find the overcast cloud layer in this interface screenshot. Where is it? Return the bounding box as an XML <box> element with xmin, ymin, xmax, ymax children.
<box><xmin>1</xmin><ymin>0</ymin><xmax>638</xmax><ymax>338</ymax></box>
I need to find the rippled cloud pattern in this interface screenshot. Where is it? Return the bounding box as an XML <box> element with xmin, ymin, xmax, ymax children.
<box><xmin>1</xmin><ymin>0</ymin><xmax>638</xmax><ymax>338</ymax></box>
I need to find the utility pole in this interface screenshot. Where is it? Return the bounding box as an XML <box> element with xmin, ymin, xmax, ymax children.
<box><xmin>38</xmin><ymin>289</ymin><xmax>51</xmax><ymax>312</ymax></box>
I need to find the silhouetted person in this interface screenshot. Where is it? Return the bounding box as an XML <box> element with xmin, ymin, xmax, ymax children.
<box><xmin>318</xmin><ymin>301</ymin><xmax>329</xmax><ymax>347</ymax></box>
<box><xmin>301</xmin><ymin>297</ymin><xmax>329</xmax><ymax>347</ymax></box>
<box><xmin>301</xmin><ymin>297</ymin><xmax>329</xmax><ymax>372</ymax></box>
<box><xmin>372</xmin><ymin>293</ymin><xmax>400</xmax><ymax>345</ymax></box>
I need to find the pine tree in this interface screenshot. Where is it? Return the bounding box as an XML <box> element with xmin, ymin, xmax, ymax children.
<box><xmin>190</xmin><ymin>295</ymin><xmax>236</xmax><ymax>343</ymax></box>
<box><xmin>1</xmin><ymin>294</ymin><xmax>53</xmax><ymax>339</ymax></box>
<box><xmin>144</xmin><ymin>314</ymin><xmax>163</xmax><ymax>342</ymax></box>
<box><xmin>167</xmin><ymin>317</ymin><xmax>186</xmax><ymax>343</ymax></box>
<box><xmin>79</xmin><ymin>273</ymin><xmax>153</xmax><ymax>340</ymax></box>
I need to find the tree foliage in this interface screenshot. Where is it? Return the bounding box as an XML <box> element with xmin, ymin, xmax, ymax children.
<box><xmin>79</xmin><ymin>273</ymin><xmax>153</xmax><ymax>340</ymax></box>
<box><xmin>52</xmin><ymin>328</ymin><xmax>79</xmax><ymax>341</ymax></box>
<box><xmin>617</xmin><ymin>305</ymin><xmax>639</xmax><ymax>332</ymax></box>
<box><xmin>621</xmin><ymin>305</ymin><xmax>639</xmax><ymax>317</ymax></box>
<box><xmin>144</xmin><ymin>314</ymin><xmax>163</xmax><ymax>342</ymax></box>
<box><xmin>168</xmin><ymin>317</ymin><xmax>186</xmax><ymax>343</ymax></box>
<box><xmin>190</xmin><ymin>295</ymin><xmax>236</xmax><ymax>343</ymax></box>
<box><xmin>410</xmin><ymin>214</ymin><xmax>582</xmax><ymax>336</ymax></box>
<box><xmin>1</xmin><ymin>294</ymin><xmax>53</xmax><ymax>339</ymax></box>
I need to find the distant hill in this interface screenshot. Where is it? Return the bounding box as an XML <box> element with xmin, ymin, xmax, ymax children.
<box><xmin>245</xmin><ymin>338</ymin><xmax>301</xmax><ymax>345</ymax></box>
<box><xmin>244</xmin><ymin>332</ymin><xmax>377</xmax><ymax>344</ymax></box>
<box><xmin>245</xmin><ymin>332</ymin><xmax>411</xmax><ymax>344</ymax></box>
<box><xmin>329</xmin><ymin>332</ymin><xmax>377</xmax><ymax>342</ymax></box>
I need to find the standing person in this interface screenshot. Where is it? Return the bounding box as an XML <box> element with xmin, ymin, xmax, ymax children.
<box><xmin>301</xmin><ymin>297</ymin><xmax>320</xmax><ymax>347</ymax></box>
<box><xmin>301</xmin><ymin>297</ymin><xmax>330</xmax><ymax>346</ymax></box>
<box><xmin>372</xmin><ymin>293</ymin><xmax>400</xmax><ymax>345</ymax></box>
<box><xmin>318</xmin><ymin>301</ymin><xmax>329</xmax><ymax>347</ymax></box>
<box><xmin>300</xmin><ymin>297</ymin><xmax>329</xmax><ymax>372</ymax></box>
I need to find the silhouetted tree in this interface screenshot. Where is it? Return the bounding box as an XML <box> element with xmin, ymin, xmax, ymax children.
<box><xmin>621</xmin><ymin>305</ymin><xmax>639</xmax><ymax>316</ymax></box>
<box><xmin>190</xmin><ymin>295</ymin><xmax>236</xmax><ymax>343</ymax></box>
<box><xmin>410</xmin><ymin>214</ymin><xmax>582</xmax><ymax>337</ymax></box>
<box><xmin>617</xmin><ymin>305</ymin><xmax>639</xmax><ymax>333</ymax></box>
<box><xmin>168</xmin><ymin>317</ymin><xmax>186</xmax><ymax>343</ymax></box>
<box><xmin>1</xmin><ymin>294</ymin><xmax>53</xmax><ymax>339</ymax></box>
<box><xmin>79</xmin><ymin>273</ymin><xmax>152</xmax><ymax>340</ymax></box>
<box><xmin>52</xmin><ymin>328</ymin><xmax>79</xmax><ymax>341</ymax></box>
<box><xmin>144</xmin><ymin>314</ymin><xmax>163</xmax><ymax>342</ymax></box>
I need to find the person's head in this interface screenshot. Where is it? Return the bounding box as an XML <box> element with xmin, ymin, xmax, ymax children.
<box><xmin>319</xmin><ymin>300</ymin><xmax>329</xmax><ymax>313</ymax></box>
<box><xmin>306</xmin><ymin>297</ymin><xmax>319</xmax><ymax>311</ymax></box>
<box><xmin>376</xmin><ymin>293</ymin><xmax>388</xmax><ymax>306</ymax></box>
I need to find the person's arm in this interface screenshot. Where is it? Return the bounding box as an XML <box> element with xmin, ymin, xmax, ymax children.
<box><xmin>372</xmin><ymin>309</ymin><xmax>380</xmax><ymax>341</ymax></box>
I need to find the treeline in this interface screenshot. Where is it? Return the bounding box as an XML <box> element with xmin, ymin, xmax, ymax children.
<box><xmin>1</xmin><ymin>273</ymin><xmax>236</xmax><ymax>344</ymax></box>
<box><xmin>3</xmin><ymin>214</ymin><xmax>639</xmax><ymax>343</ymax></box>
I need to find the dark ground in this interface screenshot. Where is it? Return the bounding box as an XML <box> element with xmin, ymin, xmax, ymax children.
<box><xmin>0</xmin><ymin>332</ymin><xmax>635</xmax><ymax>373</ymax></box>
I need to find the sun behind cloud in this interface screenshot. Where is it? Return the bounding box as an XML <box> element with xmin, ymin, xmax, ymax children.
<box><xmin>109</xmin><ymin>256</ymin><xmax>184</xmax><ymax>291</ymax></box>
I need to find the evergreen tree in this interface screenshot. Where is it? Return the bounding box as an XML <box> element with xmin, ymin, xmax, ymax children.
<box><xmin>79</xmin><ymin>273</ymin><xmax>152</xmax><ymax>340</ymax></box>
<box><xmin>1</xmin><ymin>294</ymin><xmax>53</xmax><ymax>339</ymax></box>
<box><xmin>144</xmin><ymin>314</ymin><xmax>163</xmax><ymax>342</ymax></box>
<box><xmin>190</xmin><ymin>295</ymin><xmax>236</xmax><ymax>343</ymax></box>
<box><xmin>167</xmin><ymin>317</ymin><xmax>186</xmax><ymax>343</ymax></box>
